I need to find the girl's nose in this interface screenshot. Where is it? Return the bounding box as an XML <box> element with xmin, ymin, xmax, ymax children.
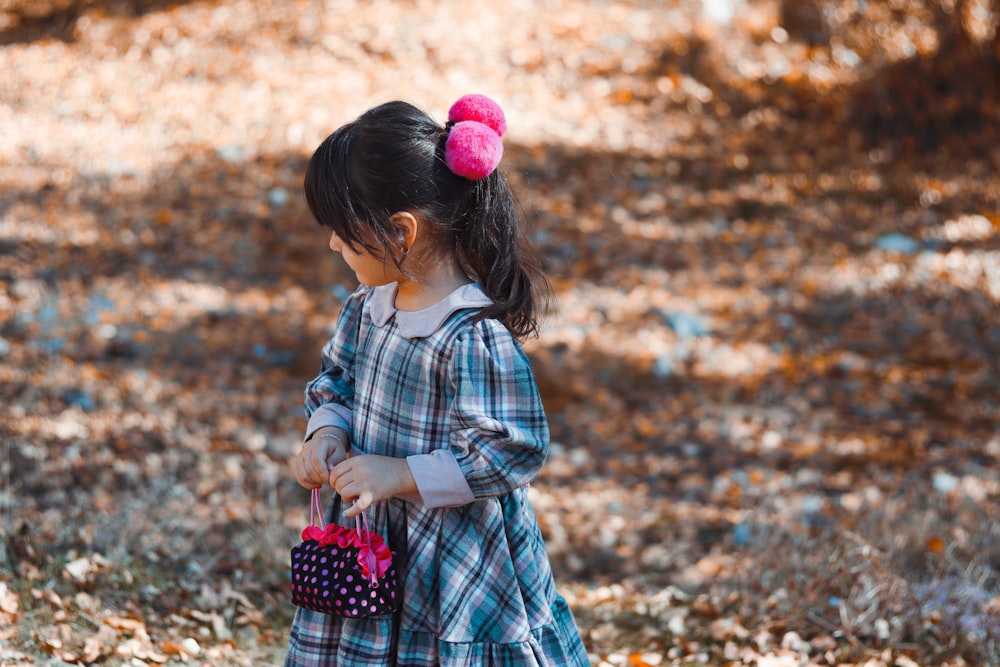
<box><xmin>329</xmin><ymin>231</ymin><xmax>343</xmax><ymax>253</ymax></box>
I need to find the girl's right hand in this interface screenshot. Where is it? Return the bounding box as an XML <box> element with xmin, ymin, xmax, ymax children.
<box><xmin>293</xmin><ymin>427</ymin><xmax>350</xmax><ymax>489</ymax></box>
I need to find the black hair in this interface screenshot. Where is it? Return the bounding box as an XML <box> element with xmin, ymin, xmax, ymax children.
<box><xmin>304</xmin><ymin>100</ymin><xmax>550</xmax><ymax>339</ymax></box>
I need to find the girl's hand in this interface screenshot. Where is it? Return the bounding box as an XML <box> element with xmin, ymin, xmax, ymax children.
<box><xmin>329</xmin><ymin>455</ymin><xmax>417</xmax><ymax>517</ymax></box>
<box><xmin>293</xmin><ymin>427</ymin><xmax>349</xmax><ymax>489</ymax></box>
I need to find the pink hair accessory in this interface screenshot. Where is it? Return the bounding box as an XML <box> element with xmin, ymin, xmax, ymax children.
<box><xmin>444</xmin><ymin>94</ymin><xmax>506</xmax><ymax>180</ymax></box>
<box><xmin>448</xmin><ymin>94</ymin><xmax>507</xmax><ymax>136</ymax></box>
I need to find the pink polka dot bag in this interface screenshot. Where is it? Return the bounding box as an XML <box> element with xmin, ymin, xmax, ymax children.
<box><xmin>290</xmin><ymin>488</ymin><xmax>398</xmax><ymax>617</ymax></box>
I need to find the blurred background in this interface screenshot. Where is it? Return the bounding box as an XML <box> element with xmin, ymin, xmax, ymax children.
<box><xmin>2</xmin><ymin>1</ymin><xmax>998</xmax><ymax>665</ymax></box>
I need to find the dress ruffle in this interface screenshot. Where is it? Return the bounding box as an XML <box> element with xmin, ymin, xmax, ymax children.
<box><xmin>396</xmin><ymin>596</ymin><xmax>587</xmax><ymax>666</ymax></box>
<box><xmin>286</xmin><ymin>595</ymin><xmax>586</xmax><ymax>666</ymax></box>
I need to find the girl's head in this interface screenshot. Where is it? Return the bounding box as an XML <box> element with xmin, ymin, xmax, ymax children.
<box><xmin>304</xmin><ymin>97</ymin><xmax>549</xmax><ymax>339</ymax></box>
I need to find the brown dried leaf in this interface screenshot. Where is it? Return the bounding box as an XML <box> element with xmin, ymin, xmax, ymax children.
<box><xmin>104</xmin><ymin>616</ymin><xmax>146</xmax><ymax>633</ymax></box>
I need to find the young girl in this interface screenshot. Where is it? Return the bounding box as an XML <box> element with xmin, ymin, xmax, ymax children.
<box><xmin>285</xmin><ymin>95</ymin><xmax>589</xmax><ymax>666</ymax></box>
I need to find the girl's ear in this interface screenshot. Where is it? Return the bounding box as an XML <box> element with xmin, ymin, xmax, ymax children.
<box><xmin>388</xmin><ymin>212</ymin><xmax>418</xmax><ymax>254</ymax></box>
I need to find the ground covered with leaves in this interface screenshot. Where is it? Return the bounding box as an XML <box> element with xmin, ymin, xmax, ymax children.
<box><xmin>2</xmin><ymin>0</ymin><xmax>999</xmax><ymax>665</ymax></box>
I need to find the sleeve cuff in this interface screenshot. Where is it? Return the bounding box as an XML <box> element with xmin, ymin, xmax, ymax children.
<box><xmin>406</xmin><ymin>450</ymin><xmax>475</xmax><ymax>508</ymax></box>
<box><xmin>304</xmin><ymin>404</ymin><xmax>353</xmax><ymax>442</ymax></box>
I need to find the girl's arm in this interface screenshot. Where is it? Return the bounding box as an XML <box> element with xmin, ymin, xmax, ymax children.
<box><xmin>294</xmin><ymin>426</ymin><xmax>350</xmax><ymax>489</ymax></box>
<box><xmin>298</xmin><ymin>357</ymin><xmax>354</xmax><ymax>489</ymax></box>
<box><xmin>408</xmin><ymin>322</ymin><xmax>549</xmax><ymax>507</ymax></box>
<box><xmin>304</xmin><ymin>402</ymin><xmax>353</xmax><ymax>442</ymax></box>
<box><xmin>303</xmin><ymin>287</ymin><xmax>367</xmax><ymax>420</ymax></box>
<box><xmin>330</xmin><ymin>323</ymin><xmax>547</xmax><ymax>511</ymax></box>
<box><xmin>304</xmin><ymin>336</ymin><xmax>356</xmax><ymax>421</ymax></box>
<box><xmin>296</xmin><ymin>288</ymin><xmax>366</xmax><ymax>486</ymax></box>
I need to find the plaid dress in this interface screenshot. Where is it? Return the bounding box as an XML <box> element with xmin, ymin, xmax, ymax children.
<box><xmin>285</xmin><ymin>284</ymin><xmax>589</xmax><ymax>666</ymax></box>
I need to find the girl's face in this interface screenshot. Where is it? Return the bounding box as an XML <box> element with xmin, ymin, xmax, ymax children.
<box><xmin>328</xmin><ymin>230</ymin><xmax>399</xmax><ymax>287</ymax></box>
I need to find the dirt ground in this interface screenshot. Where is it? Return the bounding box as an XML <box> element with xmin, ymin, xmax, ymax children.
<box><xmin>2</xmin><ymin>0</ymin><xmax>999</xmax><ymax>665</ymax></box>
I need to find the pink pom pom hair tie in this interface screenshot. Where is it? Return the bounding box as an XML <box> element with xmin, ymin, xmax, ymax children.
<box><xmin>444</xmin><ymin>94</ymin><xmax>506</xmax><ymax>180</ymax></box>
<box><xmin>448</xmin><ymin>94</ymin><xmax>507</xmax><ymax>136</ymax></box>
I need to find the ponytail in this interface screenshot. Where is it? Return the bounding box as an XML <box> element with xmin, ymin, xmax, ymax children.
<box><xmin>451</xmin><ymin>170</ymin><xmax>551</xmax><ymax>340</ymax></box>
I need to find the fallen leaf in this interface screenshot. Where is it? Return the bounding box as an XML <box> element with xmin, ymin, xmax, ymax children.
<box><xmin>105</xmin><ymin>616</ymin><xmax>146</xmax><ymax>633</ymax></box>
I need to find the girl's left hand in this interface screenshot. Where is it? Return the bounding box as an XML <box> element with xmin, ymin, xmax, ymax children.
<box><xmin>329</xmin><ymin>455</ymin><xmax>417</xmax><ymax>517</ymax></box>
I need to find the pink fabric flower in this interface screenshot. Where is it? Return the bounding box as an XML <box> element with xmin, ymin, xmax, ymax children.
<box><xmin>303</xmin><ymin>523</ymin><xmax>393</xmax><ymax>583</ymax></box>
<box><xmin>444</xmin><ymin>94</ymin><xmax>506</xmax><ymax>180</ymax></box>
<box><xmin>358</xmin><ymin>535</ymin><xmax>393</xmax><ymax>580</ymax></box>
<box><xmin>340</xmin><ymin>526</ymin><xmax>357</xmax><ymax>548</ymax></box>
<box><xmin>302</xmin><ymin>525</ymin><xmax>326</xmax><ymax>542</ymax></box>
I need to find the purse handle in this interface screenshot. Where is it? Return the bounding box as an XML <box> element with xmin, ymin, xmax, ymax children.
<box><xmin>309</xmin><ymin>487</ymin><xmax>381</xmax><ymax>586</ymax></box>
<box><xmin>309</xmin><ymin>487</ymin><xmax>327</xmax><ymax>530</ymax></box>
<box><xmin>308</xmin><ymin>488</ymin><xmax>373</xmax><ymax>536</ymax></box>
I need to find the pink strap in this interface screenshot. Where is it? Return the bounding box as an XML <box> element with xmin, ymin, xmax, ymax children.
<box><xmin>311</xmin><ymin>489</ymin><xmax>380</xmax><ymax>587</ymax></box>
<box><xmin>310</xmin><ymin>488</ymin><xmax>326</xmax><ymax>530</ymax></box>
<box><xmin>356</xmin><ymin>510</ymin><xmax>379</xmax><ymax>587</ymax></box>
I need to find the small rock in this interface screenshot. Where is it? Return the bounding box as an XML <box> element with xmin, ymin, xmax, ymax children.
<box><xmin>875</xmin><ymin>618</ymin><xmax>891</xmax><ymax>640</ymax></box>
<box><xmin>733</xmin><ymin>522</ymin><xmax>752</xmax><ymax>546</ymax></box>
<box><xmin>710</xmin><ymin>616</ymin><xmax>749</xmax><ymax>640</ymax></box>
<box><xmin>216</xmin><ymin>144</ymin><xmax>245</xmax><ymax>163</ymax></box>
<box><xmin>652</xmin><ymin>354</ymin><xmax>674</xmax><ymax>378</ymax></box>
<box><xmin>660</xmin><ymin>311</ymin><xmax>711</xmax><ymax>339</ymax></box>
<box><xmin>780</xmin><ymin>630</ymin><xmax>810</xmax><ymax>653</ymax></box>
<box><xmin>63</xmin><ymin>389</ymin><xmax>95</xmax><ymax>412</ymax></box>
<box><xmin>332</xmin><ymin>284</ymin><xmax>353</xmax><ymax>301</ymax></box>
<box><xmin>268</xmin><ymin>186</ymin><xmax>290</xmax><ymax>207</ymax></box>
<box><xmin>181</xmin><ymin>638</ymin><xmax>201</xmax><ymax>657</ymax></box>
<box><xmin>932</xmin><ymin>471</ymin><xmax>959</xmax><ymax>493</ymax></box>
<box><xmin>874</xmin><ymin>233</ymin><xmax>919</xmax><ymax>254</ymax></box>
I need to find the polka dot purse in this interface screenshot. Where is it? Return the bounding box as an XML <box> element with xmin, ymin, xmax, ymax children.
<box><xmin>290</xmin><ymin>488</ymin><xmax>398</xmax><ymax>617</ymax></box>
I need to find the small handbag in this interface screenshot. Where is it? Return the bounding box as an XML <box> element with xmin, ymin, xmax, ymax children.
<box><xmin>290</xmin><ymin>488</ymin><xmax>399</xmax><ymax>617</ymax></box>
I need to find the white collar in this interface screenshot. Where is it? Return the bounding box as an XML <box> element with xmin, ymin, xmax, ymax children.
<box><xmin>368</xmin><ymin>283</ymin><xmax>493</xmax><ymax>339</ymax></box>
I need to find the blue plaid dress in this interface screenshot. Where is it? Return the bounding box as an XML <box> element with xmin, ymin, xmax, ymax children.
<box><xmin>285</xmin><ymin>284</ymin><xmax>589</xmax><ymax>666</ymax></box>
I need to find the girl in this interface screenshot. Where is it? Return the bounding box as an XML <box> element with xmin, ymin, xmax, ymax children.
<box><xmin>286</xmin><ymin>95</ymin><xmax>589</xmax><ymax>666</ymax></box>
